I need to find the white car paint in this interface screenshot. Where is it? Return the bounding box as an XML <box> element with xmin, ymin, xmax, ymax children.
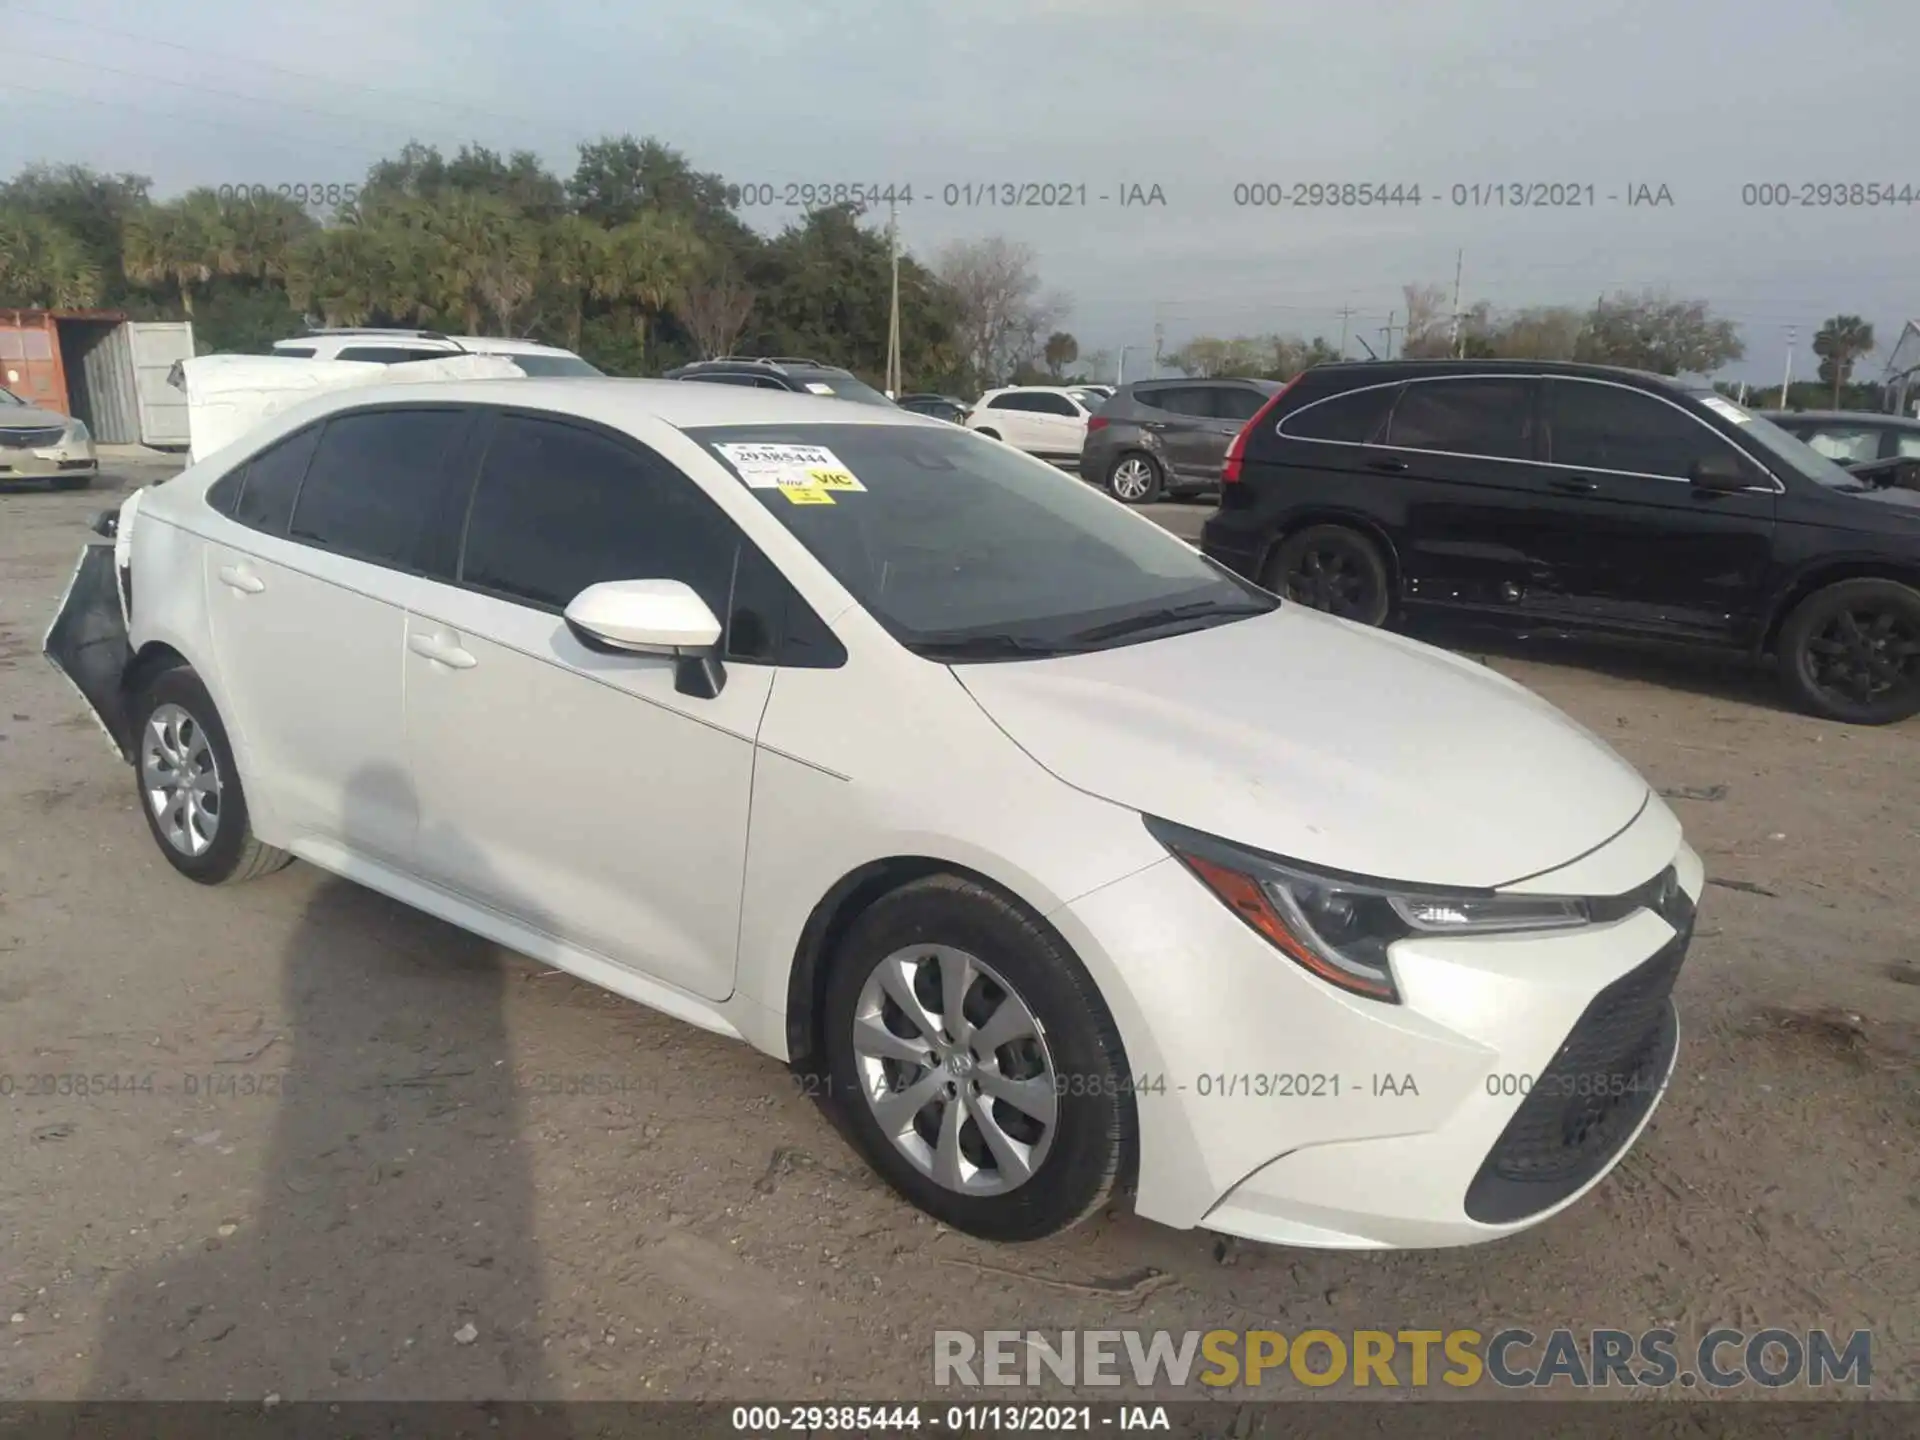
<box><xmin>102</xmin><ymin>377</ymin><xmax>1697</xmax><ymax>1249</ymax></box>
<box><xmin>965</xmin><ymin>385</ymin><xmax>1096</xmax><ymax>460</ymax></box>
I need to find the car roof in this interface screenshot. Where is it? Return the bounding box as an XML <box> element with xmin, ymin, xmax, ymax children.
<box><xmin>1760</xmin><ymin>408</ymin><xmax>1918</xmax><ymax>425</ymax></box>
<box><xmin>1298</xmin><ymin>357</ymin><xmax>1684</xmax><ymax>387</ymax></box>
<box><xmin>1121</xmin><ymin>376</ymin><xmax>1274</xmax><ymax>388</ymax></box>
<box><xmin>251</xmin><ymin>376</ymin><xmax>934</xmax><ymax>435</ymax></box>
<box><xmin>274</xmin><ymin>333</ymin><xmax>581</xmax><ymax>358</ymax></box>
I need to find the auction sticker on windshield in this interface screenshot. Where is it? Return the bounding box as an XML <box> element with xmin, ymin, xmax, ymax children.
<box><xmin>715</xmin><ymin>443</ymin><xmax>866</xmax><ymax>494</ymax></box>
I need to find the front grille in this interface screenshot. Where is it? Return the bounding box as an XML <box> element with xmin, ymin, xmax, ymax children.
<box><xmin>0</xmin><ymin>426</ymin><xmax>67</xmax><ymax>449</ymax></box>
<box><xmin>1465</xmin><ymin>934</ymin><xmax>1686</xmax><ymax>1224</ymax></box>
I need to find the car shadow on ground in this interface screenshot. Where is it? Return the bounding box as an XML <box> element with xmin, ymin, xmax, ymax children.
<box><xmin>85</xmin><ymin>763</ymin><xmax>570</xmax><ymax>1417</ymax></box>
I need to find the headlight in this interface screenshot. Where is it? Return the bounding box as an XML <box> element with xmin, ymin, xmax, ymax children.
<box><xmin>65</xmin><ymin>419</ymin><xmax>91</xmax><ymax>445</ymax></box>
<box><xmin>1145</xmin><ymin>816</ymin><xmax>1592</xmax><ymax>1004</ymax></box>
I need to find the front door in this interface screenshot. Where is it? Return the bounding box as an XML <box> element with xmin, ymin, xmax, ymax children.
<box><xmin>403</xmin><ymin>412</ymin><xmax>777</xmax><ymax>1003</ymax></box>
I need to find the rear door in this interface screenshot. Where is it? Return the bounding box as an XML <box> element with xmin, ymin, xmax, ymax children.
<box><xmin>1137</xmin><ymin>386</ymin><xmax>1221</xmax><ymax>480</ymax></box>
<box><xmin>1022</xmin><ymin>391</ymin><xmax>1087</xmax><ymax>459</ymax></box>
<box><xmin>1535</xmin><ymin>378</ymin><xmax>1778</xmax><ymax>640</ymax></box>
<box><xmin>980</xmin><ymin>392</ymin><xmax>1039</xmax><ymax>449</ymax></box>
<box><xmin>1371</xmin><ymin>375</ymin><xmax>1563</xmax><ymax>615</ymax></box>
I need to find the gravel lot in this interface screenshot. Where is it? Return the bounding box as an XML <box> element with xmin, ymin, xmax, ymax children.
<box><xmin>1</xmin><ymin>466</ymin><xmax>1914</xmax><ymax>1407</ymax></box>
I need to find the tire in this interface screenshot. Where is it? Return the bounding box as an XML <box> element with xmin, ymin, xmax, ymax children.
<box><xmin>822</xmin><ymin>875</ymin><xmax>1134</xmax><ymax>1242</ymax></box>
<box><xmin>1106</xmin><ymin>452</ymin><xmax>1162</xmax><ymax>504</ymax></box>
<box><xmin>129</xmin><ymin>666</ymin><xmax>293</xmax><ymax>884</ymax></box>
<box><xmin>974</xmin><ymin>427</ymin><xmax>1001</xmax><ymax>441</ymax></box>
<box><xmin>1265</xmin><ymin>523</ymin><xmax>1392</xmax><ymax>626</ymax></box>
<box><xmin>1776</xmin><ymin>578</ymin><xmax>1920</xmax><ymax>725</ymax></box>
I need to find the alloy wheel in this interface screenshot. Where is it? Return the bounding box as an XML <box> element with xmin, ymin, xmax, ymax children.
<box><xmin>1285</xmin><ymin>541</ymin><xmax>1376</xmax><ymax>619</ymax></box>
<box><xmin>141</xmin><ymin>702</ymin><xmax>222</xmax><ymax>857</ymax></box>
<box><xmin>1804</xmin><ymin>604</ymin><xmax>1920</xmax><ymax>707</ymax></box>
<box><xmin>1110</xmin><ymin>457</ymin><xmax>1155</xmax><ymax>501</ymax></box>
<box><xmin>851</xmin><ymin>945</ymin><xmax>1059</xmax><ymax>1197</ymax></box>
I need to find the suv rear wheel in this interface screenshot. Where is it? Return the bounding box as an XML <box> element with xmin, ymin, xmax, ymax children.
<box><xmin>1106</xmin><ymin>453</ymin><xmax>1162</xmax><ymax>504</ymax></box>
<box><xmin>1266</xmin><ymin>524</ymin><xmax>1392</xmax><ymax>626</ymax></box>
<box><xmin>1777</xmin><ymin>578</ymin><xmax>1920</xmax><ymax>724</ymax></box>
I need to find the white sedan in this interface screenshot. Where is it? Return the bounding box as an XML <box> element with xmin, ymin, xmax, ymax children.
<box><xmin>47</xmin><ymin>378</ymin><xmax>1699</xmax><ymax>1247</ymax></box>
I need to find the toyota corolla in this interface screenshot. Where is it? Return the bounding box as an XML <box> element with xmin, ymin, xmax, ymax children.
<box><xmin>45</xmin><ymin>378</ymin><xmax>1700</xmax><ymax>1247</ymax></box>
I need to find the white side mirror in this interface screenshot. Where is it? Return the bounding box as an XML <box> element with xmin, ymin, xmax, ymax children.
<box><xmin>564</xmin><ymin>579</ymin><xmax>721</xmax><ymax>656</ymax></box>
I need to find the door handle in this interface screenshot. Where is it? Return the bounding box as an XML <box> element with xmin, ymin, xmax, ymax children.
<box><xmin>408</xmin><ymin>631</ymin><xmax>477</xmax><ymax>669</ymax></box>
<box><xmin>217</xmin><ymin>563</ymin><xmax>264</xmax><ymax>594</ymax></box>
<box><xmin>1366</xmin><ymin>456</ymin><xmax>1409</xmax><ymax>473</ymax></box>
<box><xmin>1549</xmin><ymin>476</ymin><xmax>1599</xmax><ymax>494</ymax></box>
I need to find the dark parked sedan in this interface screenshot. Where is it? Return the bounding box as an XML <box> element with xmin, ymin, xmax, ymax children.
<box><xmin>1201</xmin><ymin>359</ymin><xmax>1920</xmax><ymax>725</ymax></box>
<box><xmin>896</xmin><ymin>393</ymin><xmax>971</xmax><ymax>424</ymax></box>
<box><xmin>1080</xmin><ymin>377</ymin><xmax>1281</xmax><ymax>503</ymax></box>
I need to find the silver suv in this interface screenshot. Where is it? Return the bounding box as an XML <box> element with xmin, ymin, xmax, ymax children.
<box><xmin>1080</xmin><ymin>377</ymin><xmax>1281</xmax><ymax>503</ymax></box>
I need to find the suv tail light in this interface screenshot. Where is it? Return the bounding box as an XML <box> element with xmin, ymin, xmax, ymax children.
<box><xmin>1086</xmin><ymin>415</ymin><xmax>1109</xmax><ymax>431</ymax></box>
<box><xmin>1221</xmin><ymin>375</ymin><xmax>1300</xmax><ymax>484</ymax></box>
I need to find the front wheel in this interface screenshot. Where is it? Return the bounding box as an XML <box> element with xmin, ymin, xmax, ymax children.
<box><xmin>1776</xmin><ymin>578</ymin><xmax>1920</xmax><ymax>724</ymax></box>
<box><xmin>822</xmin><ymin>875</ymin><xmax>1134</xmax><ymax>1241</ymax></box>
<box><xmin>1266</xmin><ymin>524</ymin><xmax>1392</xmax><ymax>626</ymax></box>
<box><xmin>130</xmin><ymin>666</ymin><xmax>293</xmax><ymax>884</ymax></box>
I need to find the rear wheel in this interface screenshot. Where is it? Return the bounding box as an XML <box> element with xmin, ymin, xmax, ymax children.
<box><xmin>1266</xmin><ymin>524</ymin><xmax>1392</xmax><ymax>626</ymax></box>
<box><xmin>130</xmin><ymin>666</ymin><xmax>293</xmax><ymax>884</ymax></box>
<box><xmin>1776</xmin><ymin>578</ymin><xmax>1920</xmax><ymax>724</ymax></box>
<box><xmin>1106</xmin><ymin>452</ymin><xmax>1162</xmax><ymax>504</ymax></box>
<box><xmin>822</xmin><ymin>875</ymin><xmax>1134</xmax><ymax>1241</ymax></box>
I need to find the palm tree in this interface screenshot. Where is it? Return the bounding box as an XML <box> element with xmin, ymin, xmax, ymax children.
<box><xmin>591</xmin><ymin>213</ymin><xmax>703</xmax><ymax>369</ymax></box>
<box><xmin>0</xmin><ymin>212</ymin><xmax>104</xmax><ymax>308</ymax></box>
<box><xmin>121</xmin><ymin>190</ymin><xmax>236</xmax><ymax>319</ymax></box>
<box><xmin>286</xmin><ymin>224</ymin><xmax>388</xmax><ymax>327</ymax></box>
<box><xmin>541</xmin><ymin>214</ymin><xmax>607</xmax><ymax>352</ymax></box>
<box><xmin>223</xmin><ymin>192</ymin><xmax>316</xmax><ymax>286</ymax></box>
<box><xmin>1812</xmin><ymin>315</ymin><xmax>1876</xmax><ymax>408</ymax></box>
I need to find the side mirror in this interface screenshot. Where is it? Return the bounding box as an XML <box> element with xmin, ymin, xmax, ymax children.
<box><xmin>563</xmin><ymin>579</ymin><xmax>727</xmax><ymax>698</ymax></box>
<box><xmin>91</xmin><ymin>507</ymin><xmax>120</xmax><ymax>539</ymax></box>
<box><xmin>1688</xmin><ymin>452</ymin><xmax>1752</xmax><ymax>492</ymax></box>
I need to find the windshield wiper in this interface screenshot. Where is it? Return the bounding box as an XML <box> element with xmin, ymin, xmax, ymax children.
<box><xmin>912</xmin><ymin>632</ymin><xmax>1092</xmax><ymax>661</ymax></box>
<box><xmin>1068</xmin><ymin>599</ymin><xmax>1273</xmax><ymax>645</ymax></box>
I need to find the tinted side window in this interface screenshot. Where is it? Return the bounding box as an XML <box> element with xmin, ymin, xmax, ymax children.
<box><xmin>273</xmin><ymin>345</ymin><xmax>316</xmax><ymax>358</ymax></box>
<box><xmin>1798</xmin><ymin>425</ymin><xmax>1881</xmax><ymax>464</ymax></box>
<box><xmin>1149</xmin><ymin>388</ymin><xmax>1212</xmax><ymax>417</ymax></box>
<box><xmin>289</xmin><ymin>410</ymin><xmax>466</xmax><ymax>566</ymax></box>
<box><xmin>459</xmin><ymin>415</ymin><xmax>822</xmax><ymax>665</ymax></box>
<box><xmin>1130</xmin><ymin>387</ymin><xmax>1171</xmax><ymax>412</ymax></box>
<box><xmin>1387</xmin><ymin>379</ymin><xmax>1534</xmax><ymax>459</ymax></box>
<box><xmin>1545</xmin><ymin>381</ymin><xmax>1743</xmax><ymax>477</ymax></box>
<box><xmin>1213</xmin><ymin>387</ymin><xmax>1272</xmax><ymax>422</ymax></box>
<box><xmin>231</xmin><ymin>424</ymin><xmax>322</xmax><ymax>534</ymax></box>
<box><xmin>1279</xmin><ymin>385</ymin><xmax>1398</xmax><ymax>444</ymax></box>
<box><xmin>986</xmin><ymin>394</ymin><xmax>1031</xmax><ymax>411</ymax></box>
<box><xmin>334</xmin><ymin>345</ymin><xmax>455</xmax><ymax>364</ymax></box>
<box><xmin>1027</xmin><ymin>393</ymin><xmax>1079</xmax><ymax>416</ymax></box>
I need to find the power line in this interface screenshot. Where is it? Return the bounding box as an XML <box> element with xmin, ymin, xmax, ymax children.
<box><xmin>7</xmin><ymin>3</ymin><xmax>548</xmax><ymax>133</ymax></box>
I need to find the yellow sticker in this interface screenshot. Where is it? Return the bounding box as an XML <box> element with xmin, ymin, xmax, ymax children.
<box><xmin>781</xmin><ymin>485</ymin><xmax>835</xmax><ymax>505</ymax></box>
<box><xmin>805</xmin><ymin>466</ymin><xmax>863</xmax><ymax>491</ymax></box>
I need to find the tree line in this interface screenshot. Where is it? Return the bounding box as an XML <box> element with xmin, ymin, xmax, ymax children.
<box><xmin>0</xmin><ymin>139</ymin><xmax>1886</xmax><ymax>406</ymax></box>
<box><xmin>0</xmin><ymin>138</ymin><xmax>1101</xmax><ymax>394</ymax></box>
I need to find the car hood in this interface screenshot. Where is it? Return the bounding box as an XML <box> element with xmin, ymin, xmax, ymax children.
<box><xmin>0</xmin><ymin>404</ymin><xmax>71</xmax><ymax>431</ymax></box>
<box><xmin>953</xmin><ymin>607</ymin><xmax>1653</xmax><ymax>889</ymax></box>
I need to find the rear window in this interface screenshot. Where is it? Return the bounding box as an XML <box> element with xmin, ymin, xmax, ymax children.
<box><xmin>499</xmin><ymin>353</ymin><xmax>602</xmax><ymax>377</ymax></box>
<box><xmin>1277</xmin><ymin>384</ymin><xmax>1398</xmax><ymax>444</ymax></box>
<box><xmin>334</xmin><ymin>345</ymin><xmax>457</xmax><ymax>364</ymax></box>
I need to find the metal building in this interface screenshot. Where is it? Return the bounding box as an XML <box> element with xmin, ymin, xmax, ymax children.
<box><xmin>0</xmin><ymin>309</ymin><xmax>195</xmax><ymax>446</ymax></box>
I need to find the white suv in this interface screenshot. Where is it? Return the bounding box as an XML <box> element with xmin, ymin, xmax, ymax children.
<box><xmin>965</xmin><ymin>386</ymin><xmax>1098</xmax><ymax>463</ymax></box>
<box><xmin>271</xmin><ymin>328</ymin><xmax>601</xmax><ymax>377</ymax></box>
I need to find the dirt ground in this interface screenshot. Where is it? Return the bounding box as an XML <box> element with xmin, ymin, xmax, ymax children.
<box><xmin>0</xmin><ymin>467</ymin><xmax>1914</xmax><ymax>1407</ymax></box>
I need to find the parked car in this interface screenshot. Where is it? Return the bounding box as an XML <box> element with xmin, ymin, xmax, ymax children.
<box><xmin>965</xmin><ymin>386</ymin><xmax>1098</xmax><ymax>464</ymax></box>
<box><xmin>1082</xmin><ymin>377</ymin><xmax>1283</xmax><ymax>503</ymax></box>
<box><xmin>896</xmin><ymin>393</ymin><xmax>971</xmax><ymax>424</ymax></box>
<box><xmin>1202</xmin><ymin>359</ymin><xmax>1920</xmax><ymax>725</ymax></box>
<box><xmin>0</xmin><ymin>384</ymin><xmax>97</xmax><ymax>489</ymax></box>
<box><xmin>1759</xmin><ymin>409</ymin><xmax>1920</xmax><ymax>465</ymax></box>
<box><xmin>47</xmin><ymin>376</ymin><xmax>1699</xmax><ymax>1248</ymax></box>
<box><xmin>272</xmin><ymin>328</ymin><xmax>602</xmax><ymax>376</ymax></box>
<box><xmin>663</xmin><ymin>356</ymin><xmax>895</xmax><ymax>407</ymax></box>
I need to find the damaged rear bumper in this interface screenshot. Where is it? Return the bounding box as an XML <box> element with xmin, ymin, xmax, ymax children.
<box><xmin>43</xmin><ymin>542</ymin><xmax>135</xmax><ymax>763</ymax></box>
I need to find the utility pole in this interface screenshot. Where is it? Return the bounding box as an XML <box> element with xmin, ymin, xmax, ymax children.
<box><xmin>1117</xmin><ymin>344</ymin><xmax>1136</xmax><ymax>385</ymax></box>
<box><xmin>1336</xmin><ymin>304</ymin><xmax>1354</xmax><ymax>360</ymax></box>
<box><xmin>1448</xmin><ymin>249</ymin><xmax>1464</xmax><ymax>358</ymax></box>
<box><xmin>1778</xmin><ymin>326</ymin><xmax>1795</xmax><ymax>408</ymax></box>
<box><xmin>1380</xmin><ymin>310</ymin><xmax>1400</xmax><ymax>361</ymax></box>
<box><xmin>884</xmin><ymin>198</ymin><xmax>902</xmax><ymax>398</ymax></box>
<box><xmin>1152</xmin><ymin>319</ymin><xmax>1165</xmax><ymax>376</ymax></box>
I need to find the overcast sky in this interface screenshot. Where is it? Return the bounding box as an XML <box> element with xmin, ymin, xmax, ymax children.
<box><xmin>4</xmin><ymin>0</ymin><xmax>1915</xmax><ymax>382</ymax></box>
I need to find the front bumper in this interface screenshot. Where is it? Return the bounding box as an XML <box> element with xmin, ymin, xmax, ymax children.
<box><xmin>1052</xmin><ymin>805</ymin><xmax>1701</xmax><ymax>1249</ymax></box>
<box><xmin>0</xmin><ymin>440</ymin><xmax>98</xmax><ymax>479</ymax></box>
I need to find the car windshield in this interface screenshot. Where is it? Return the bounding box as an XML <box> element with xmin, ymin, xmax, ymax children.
<box><xmin>504</xmin><ymin>353</ymin><xmax>603</xmax><ymax>376</ymax></box>
<box><xmin>791</xmin><ymin>372</ymin><xmax>896</xmax><ymax>407</ymax></box>
<box><xmin>1689</xmin><ymin>390</ymin><xmax>1871</xmax><ymax>491</ymax></box>
<box><xmin>0</xmin><ymin>387</ymin><xmax>24</xmax><ymax>406</ymax></box>
<box><xmin>687</xmin><ymin>422</ymin><xmax>1277</xmax><ymax>658</ymax></box>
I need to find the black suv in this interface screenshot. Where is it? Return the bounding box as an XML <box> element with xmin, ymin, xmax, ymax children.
<box><xmin>661</xmin><ymin>356</ymin><xmax>895</xmax><ymax>407</ymax></box>
<box><xmin>1201</xmin><ymin>359</ymin><xmax>1920</xmax><ymax>724</ymax></box>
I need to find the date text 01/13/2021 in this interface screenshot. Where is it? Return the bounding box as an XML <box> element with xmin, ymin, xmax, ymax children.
<box><xmin>723</xmin><ymin>182</ymin><xmax>1167</xmax><ymax>208</ymax></box>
